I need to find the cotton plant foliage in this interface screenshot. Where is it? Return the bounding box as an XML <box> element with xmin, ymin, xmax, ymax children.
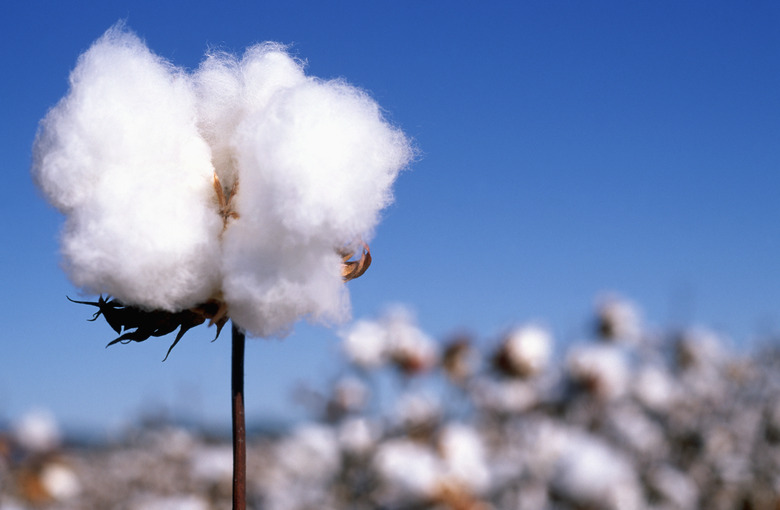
<box><xmin>32</xmin><ymin>25</ymin><xmax>412</xmax><ymax>338</ymax></box>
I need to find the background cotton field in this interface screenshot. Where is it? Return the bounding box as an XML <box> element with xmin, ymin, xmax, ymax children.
<box><xmin>3</xmin><ymin>1</ymin><xmax>780</xmax><ymax>509</ymax></box>
<box><xmin>5</xmin><ymin>296</ymin><xmax>780</xmax><ymax>508</ymax></box>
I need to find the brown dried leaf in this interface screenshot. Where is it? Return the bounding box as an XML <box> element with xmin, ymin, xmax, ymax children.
<box><xmin>341</xmin><ymin>242</ymin><xmax>372</xmax><ymax>281</ymax></box>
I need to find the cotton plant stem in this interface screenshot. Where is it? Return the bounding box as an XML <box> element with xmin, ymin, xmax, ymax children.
<box><xmin>231</xmin><ymin>322</ymin><xmax>247</xmax><ymax>510</ymax></box>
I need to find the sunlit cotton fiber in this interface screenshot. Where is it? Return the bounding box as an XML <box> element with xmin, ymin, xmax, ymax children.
<box><xmin>215</xmin><ymin>49</ymin><xmax>412</xmax><ymax>336</ymax></box>
<box><xmin>31</xmin><ymin>26</ymin><xmax>223</xmax><ymax>311</ymax></box>
<box><xmin>32</xmin><ymin>25</ymin><xmax>412</xmax><ymax>336</ymax></box>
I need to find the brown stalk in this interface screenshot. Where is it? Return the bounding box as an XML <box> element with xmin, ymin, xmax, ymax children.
<box><xmin>231</xmin><ymin>322</ymin><xmax>246</xmax><ymax>510</ymax></box>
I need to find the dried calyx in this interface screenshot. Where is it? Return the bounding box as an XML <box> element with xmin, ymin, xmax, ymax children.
<box><xmin>69</xmin><ymin>244</ymin><xmax>371</xmax><ymax>360</ymax></box>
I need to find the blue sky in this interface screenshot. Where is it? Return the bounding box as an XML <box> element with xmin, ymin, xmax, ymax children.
<box><xmin>2</xmin><ymin>1</ymin><xmax>779</xmax><ymax>433</ymax></box>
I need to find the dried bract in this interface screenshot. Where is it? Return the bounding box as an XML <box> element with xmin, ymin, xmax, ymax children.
<box><xmin>68</xmin><ymin>247</ymin><xmax>372</xmax><ymax>359</ymax></box>
<box><xmin>68</xmin><ymin>296</ymin><xmax>229</xmax><ymax>361</ymax></box>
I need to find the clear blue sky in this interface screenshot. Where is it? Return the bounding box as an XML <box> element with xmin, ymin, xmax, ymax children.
<box><xmin>2</xmin><ymin>1</ymin><xmax>779</xmax><ymax>433</ymax></box>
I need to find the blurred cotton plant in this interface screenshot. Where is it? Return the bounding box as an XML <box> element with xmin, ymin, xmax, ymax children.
<box><xmin>8</xmin><ymin>292</ymin><xmax>780</xmax><ymax>509</ymax></box>
<box><xmin>266</xmin><ymin>292</ymin><xmax>775</xmax><ymax>510</ymax></box>
<box><xmin>32</xmin><ymin>23</ymin><xmax>412</xmax><ymax>510</ymax></box>
<box><xmin>339</xmin><ymin>305</ymin><xmax>439</xmax><ymax>376</ymax></box>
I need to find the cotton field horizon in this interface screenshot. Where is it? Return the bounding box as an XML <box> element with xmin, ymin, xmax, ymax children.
<box><xmin>3</xmin><ymin>1</ymin><xmax>780</xmax><ymax>434</ymax></box>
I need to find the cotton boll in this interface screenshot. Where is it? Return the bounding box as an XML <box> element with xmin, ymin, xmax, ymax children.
<box><xmin>40</xmin><ymin>462</ymin><xmax>81</xmax><ymax>501</ymax></box>
<box><xmin>438</xmin><ymin>423</ymin><xmax>491</xmax><ymax>494</ymax></box>
<box><xmin>32</xmin><ymin>25</ymin><xmax>222</xmax><ymax>311</ymax></box>
<box><xmin>190</xmin><ymin>445</ymin><xmax>233</xmax><ymax>483</ymax></box>
<box><xmin>606</xmin><ymin>403</ymin><xmax>668</xmax><ymax>457</ymax></box>
<box><xmin>595</xmin><ymin>293</ymin><xmax>642</xmax><ymax>343</ymax></box>
<box><xmin>374</xmin><ymin>439</ymin><xmax>441</xmax><ymax>499</ymax></box>
<box><xmin>553</xmin><ymin>433</ymin><xmax>642</xmax><ymax>510</ymax></box>
<box><xmin>633</xmin><ymin>364</ymin><xmax>678</xmax><ymax>412</ymax></box>
<box><xmin>338</xmin><ymin>417</ymin><xmax>381</xmax><ymax>454</ymax></box>
<box><xmin>34</xmin><ymin>26</ymin><xmax>411</xmax><ymax>333</ymax></box>
<box><xmin>647</xmin><ymin>464</ymin><xmax>699</xmax><ymax>510</ymax></box>
<box><xmin>340</xmin><ymin>319</ymin><xmax>388</xmax><ymax>368</ymax></box>
<box><xmin>472</xmin><ymin>379</ymin><xmax>538</xmax><ymax>414</ymax></box>
<box><xmin>567</xmin><ymin>344</ymin><xmax>630</xmax><ymax>400</ymax></box>
<box><xmin>494</xmin><ymin>325</ymin><xmax>553</xmax><ymax>378</ymax></box>
<box><xmin>14</xmin><ymin>409</ymin><xmax>61</xmax><ymax>453</ymax></box>
<box><xmin>276</xmin><ymin>424</ymin><xmax>340</xmax><ymax>480</ymax></box>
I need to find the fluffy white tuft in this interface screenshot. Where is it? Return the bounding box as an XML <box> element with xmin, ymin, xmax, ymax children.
<box><xmin>33</xmin><ymin>25</ymin><xmax>412</xmax><ymax>336</ymax></box>
<box><xmin>32</xmin><ymin>26</ymin><xmax>223</xmax><ymax>311</ymax></box>
<box><xmin>202</xmin><ymin>45</ymin><xmax>412</xmax><ymax>336</ymax></box>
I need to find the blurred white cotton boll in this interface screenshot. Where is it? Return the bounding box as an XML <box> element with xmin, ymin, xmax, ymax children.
<box><xmin>32</xmin><ymin>25</ymin><xmax>222</xmax><ymax>311</ymax></box>
<box><xmin>190</xmin><ymin>445</ymin><xmax>234</xmax><ymax>483</ymax></box>
<box><xmin>567</xmin><ymin>344</ymin><xmax>630</xmax><ymax>400</ymax></box>
<box><xmin>606</xmin><ymin>403</ymin><xmax>668</xmax><ymax>457</ymax></box>
<box><xmin>40</xmin><ymin>462</ymin><xmax>81</xmax><ymax>501</ymax></box>
<box><xmin>595</xmin><ymin>293</ymin><xmax>642</xmax><ymax>343</ymax></box>
<box><xmin>438</xmin><ymin>423</ymin><xmax>491</xmax><ymax>494</ymax></box>
<box><xmin>472</xmin><ymin>379</ymin><xmax>538</xmax><ymax>414</ymax></box>
<box><xmin>276</xmin><ymin>423</ymin><xmax>340</xmax><ymax>480</ymax></box>
<box><xmin>383</xmin><ymin>306</ymin><xmax>438</xmax><ymax>374</ymax></box>
<box><xmin>375</xmin><ymin>439</ymin><xmax>441</xmax><ymax>498</ymax></box>
<box><xmin>340</xmin><ymin>319</ymin><xmax>388</xmax><ymax>368</ymax></box>
<box><xmin>553</xmin><ymin>433</ymin><xmax>642</xmax><ymax>510</ymax></box>
<box><xmin>14</xmin><ymin>409</ymin><xmax>61</xmax><ymax>453</ymax></box>
<box><xmin>338</xmin><ymin>417</ymin><xmax>381</xmax><ymax>454</ymax></box>
<box><xmin>647</xmin><ymin>464</ymin><xmax>699</xmax><ymax>510</ymax></box>
<box><xmin>676</xmin><ymin>327</ymin><xmax>726</xmax><ymax>369</ymax></box>
<box><xmin>633</xmin><ymin>364</ymin><xmax>677</xmax><ymax>412</ymax></box>
<box><xmin>496</xmin><ymin>325</ymin><xmax>553</xmax><ymax>377</ymax></box>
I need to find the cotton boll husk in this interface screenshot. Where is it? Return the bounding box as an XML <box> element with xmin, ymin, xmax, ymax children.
<box><xmin>32</xmin><ymin>26</ymin><xmax>223</xmax><ymax>310</ymax></box>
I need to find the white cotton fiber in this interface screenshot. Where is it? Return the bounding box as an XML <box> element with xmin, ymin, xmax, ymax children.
<box><xmin>193</xmin><ymin>44</ymin><xmax>306</xmax><ymax>193</ymax></box>
<box><xmin>32</xmin><ymin>26</ymin><xmax>223</xmax><ymax>311</ymax></box>
<box><xmin>217</xmin><ymin>48</ymin><xmax>412</xmax><ymax>336</ymax></box>
<box><xmin>33</xmin><ymin>25</ymin><xmax>412</xmax><ymax>336</ymax></box>
<box><xmin>220</xmin><ymin>220</ymin><xmax>349</xmax><ymax>336</ymax></box>
<box><xmin>234</xmin><ymin>78</ymin><xmax>409</xmax><ymax>240</ymax></box>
